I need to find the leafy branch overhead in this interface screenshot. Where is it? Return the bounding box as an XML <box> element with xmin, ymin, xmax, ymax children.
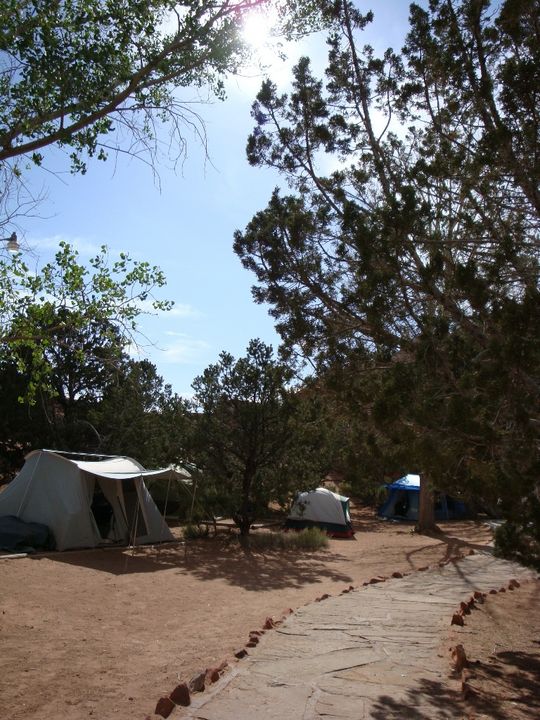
<box><xmin>0</xmin><ymin>0</ymin><xmax>265</xmax><ymax>174</ymax></box>
<box><xmin>0</xmin><ymin>241</ymin><xmax>171</xmax><ymax>398</ymax></box>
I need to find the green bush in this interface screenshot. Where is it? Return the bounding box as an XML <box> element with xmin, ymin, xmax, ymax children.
<box><xmin>494</xmin><ymin>520</ymin><xmax>540</xmax><ymax>571</ymax></box>
<box><xmin>291</xmin><ymin>526</ymin><xmax>330</xmax><ymax>550</ymax></box>
<box><xmin>183</xmin><ymin>523</ymin><xmax>209</xmax><ymax>541</ymax></box>
<box><xmin>236</xmin><ymin>526</ymin><xmax>329</xmax><ymax>551</ymax></box>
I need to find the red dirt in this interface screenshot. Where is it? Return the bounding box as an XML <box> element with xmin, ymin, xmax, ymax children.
<box><xmin>0</xmin><ymin>506</ymin><xmax>537</xmax><ymax>720</ymax></box>
<box><xmin>447</xmin><ymin>577</ymin><xmax>540</xmax><ymax>720</ymax></box>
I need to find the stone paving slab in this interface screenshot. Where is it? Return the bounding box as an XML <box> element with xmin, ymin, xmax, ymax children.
<box><xmin>177</xmin><ymin>553</ymin><xmax>537</xmax><ymax>720</ymax></box>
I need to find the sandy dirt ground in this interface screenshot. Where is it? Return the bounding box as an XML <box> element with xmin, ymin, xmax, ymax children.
<box><xmin>447</xmin><ymin>577</ymin><xmax>540</xmax><ymax>720</ymax></box>
<box><xmin>0</xmin><ymin>506</ymin><xmax>537</xmax><ymax>720</ymax></box>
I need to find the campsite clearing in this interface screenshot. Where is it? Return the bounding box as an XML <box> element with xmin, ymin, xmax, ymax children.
<box><xmin>0</xmin><ymin>506</ymin><xmax>538</xmax><ymax>720</ymax></box>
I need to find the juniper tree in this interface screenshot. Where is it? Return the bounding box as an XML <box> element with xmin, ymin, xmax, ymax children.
<box><xmin>234</xmin><ymin>0</ymin><xmax>539</xmax><ymax>530</ymax></box>
<box><xmin>190</xmin><ymin>339</ymin><xmax>327</xmax><ymax>535</ymax></box>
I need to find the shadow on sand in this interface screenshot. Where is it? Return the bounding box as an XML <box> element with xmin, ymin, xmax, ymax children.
<box><xmin>28</xmin><ymin>538</ymin><xmax>355</xmax><ymax>589</ymax></box>
<box><xmin>463</xmin><ymin>649</ymin><xmax>540</xmax><ymax>720</ymax></box>
<box><xmin>371</xmin><ymin>677</ymin><xmax>465</xmax><ymax>719</ymax></box>
<box><xmin>371</xmin><ymin>624</ymin><xmax>540</xmax><ymax>719</ymax></box>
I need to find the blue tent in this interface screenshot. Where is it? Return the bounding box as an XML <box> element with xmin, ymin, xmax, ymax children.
<box><xmin>378</xmin><ymin>474</ymin><xmax>470</xmax><ymax>521</ymax></box>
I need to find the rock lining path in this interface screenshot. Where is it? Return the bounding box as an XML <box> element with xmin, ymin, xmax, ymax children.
<box><xmin>176</xmin><ymin>553</ymin><xmax>537</xmax><ymax>719</ymax></box>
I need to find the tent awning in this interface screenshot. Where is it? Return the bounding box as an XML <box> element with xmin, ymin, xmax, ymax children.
<box><xmin>80</xmin><ymin>467</ymin><xmax>187</xmax><ymax>483</ymax></box>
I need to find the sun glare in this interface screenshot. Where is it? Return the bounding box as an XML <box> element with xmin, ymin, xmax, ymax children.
<box><xmin>235</xmin><ymin>6</ymin><xmax>295</xmax><ymax>91</ymax></box>
<box><xmin>241</xmin><ymin>8</ymin><xmax>276</xmax><ymax>50</ymax></box>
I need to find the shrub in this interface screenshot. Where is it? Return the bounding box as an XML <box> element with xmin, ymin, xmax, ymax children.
<box><xmin>291</xmin><ymin>526</ymin><xmax>330</xmax><ymax>550</ymax></box>
<box><xmin>183</xmin><ymin>523</ymin><xmax>209</xmax><ymax>541</ymax></box>
<box><xmin>236</xmin><ymin>526</ymin><xmax>329</xmax><ymax>551</ymax></box>
<box><xmin>494</xmin><ymin>520</ymin><xmax>540</xmax><ymax>571</ymax></box>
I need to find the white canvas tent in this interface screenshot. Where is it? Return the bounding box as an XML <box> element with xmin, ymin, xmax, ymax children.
<box><xmin>0</xmin><ymin>449</ymin><xmax>183</xmax><ymax>550</ymax></box>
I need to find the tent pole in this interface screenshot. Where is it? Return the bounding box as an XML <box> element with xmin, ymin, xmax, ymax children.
<box><xmin>162</xmin><ymin>473</ymin><xmax>172</xmax><ymax>524</ymax></box>
<box><xmin>156</xmin><ymin>472</ymin><xmax>173</xmax><ymax>553</ymax></box>
<box><xmin>123</xmin><ymin>480</ymin><xmax>142</xmax><ymax>572</ymax></box>
<box><xmin>130</xmin><ymin>477</ymin><xmax>144</xmax><ymax>552</ymax></box>
<box><xmin>188</xmin><ymin>476</ymin><xmax>198</xmax><ymax>524</ymax></box>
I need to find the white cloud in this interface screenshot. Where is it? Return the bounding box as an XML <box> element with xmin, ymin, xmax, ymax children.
<box><xmin>129</xmin><ymin>333</ymin><xmax>211</xmax><ymax>366</ymax></box>
<box><xmin>31</xmin><ymin>234</ymin><xmax>107</xmax><ymax>257</ymax></box>
<box><xmin>168</xmin><ymin>303</ymin><xmax>201</xmax><ymax>318</ymax></box>
<box><xmin>135</xmin><ymin>299</ymin><xmax>201</xmax><ymax>319</ymax></box>
<box><xmin>160</xmin><ymin>335</ymin><xmax>211</xmax><ymax>364</ymax></box>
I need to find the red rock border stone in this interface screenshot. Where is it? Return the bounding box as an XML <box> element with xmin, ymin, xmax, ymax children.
<box><xmin>446</xmin><ymin>577</ymin><xmax>527</xmax><ymax>702</ymax></box>
<box><xmin>447</xmin><ymin>578</ymin><xmax>523</xmax><ymax>629</ymax></box>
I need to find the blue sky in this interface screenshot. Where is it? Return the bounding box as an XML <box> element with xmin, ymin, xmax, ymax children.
<box><xmin>17</xmin><ymin>2</ymin><xmax>411</xmax><ymax>398</ymax></box>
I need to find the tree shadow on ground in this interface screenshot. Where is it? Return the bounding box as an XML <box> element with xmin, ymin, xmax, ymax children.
<box><xmin>463</xmin><ymin>650</ymin><xmax>540</xmax><ymax>720</ymax></box>
<box><xmin>404</xmin><ymin>520</ymin><xmax>494</xmax><ymax>568</ymax></box>
<box><xmin>370</xmin><ymin>677</ymin><xmax>465</xmax><ymax>719</ymax></box>
<box><xmin>33</xmin><ymin>538</ymin><xmax>355</xmax><ymax>589</ymax></box>
<box><xmin>429</xmin><ymin>520</ymin><xmax>494</xmax><ymax>552</ymax></box>
<box><xmin>348</xmin><ymin>502</ymin><xmax>390</xmax><ymax>534</ymax></box>
<box><xmin>180</xmin><ymin>542</ymin><xmax>354</xmax><ymax>590</ymax></box>
<box><xmin>371</xmin><ymin>603</ymin><xmax>540</xmax><ymax>720</ymax></box>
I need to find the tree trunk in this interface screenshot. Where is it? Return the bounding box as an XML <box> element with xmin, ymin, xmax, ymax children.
<box><xmin>235</xmin><ymin>467</ymin><xmax>255</xmax><ymax>537</ymax></box>
<box><xmin>237</xmin><ymin>515</ymin><xmax>251</xmax><ymax>536</ymax></box>
<box><xmin>416</xmin><ymin>475</ymin><xmax>437</xmax><ymax>533</ymax></box>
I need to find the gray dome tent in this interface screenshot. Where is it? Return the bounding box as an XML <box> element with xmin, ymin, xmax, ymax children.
<box><xmin>286</xmin><ymin>487</ymin><xmax>354</xmax><ymax>537</ymax></box>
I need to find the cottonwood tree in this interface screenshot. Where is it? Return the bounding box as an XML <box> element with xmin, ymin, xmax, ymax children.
<box><xmin>0</xmin><ymin>241</ymin><xmax>172</xmax><ymax>399</ymax></box>
<box><xmin>0</xmin><ymin>0</ymin><xmax>259</xmax><ymax>235</ymax></box>
<box><xmin>0</xmin><ymin>0</ymin><xmax>323</xmax><ymax>233</ymax></box>
<box><xmin>190</xmin><ymin>339</ymin><xmax>326</xmax><ymax>535</ymax></box>
<box><xmin>0</xmin><ymin>318</ymin><xmax>123</xmax><ymax>467</ymax></box>
<box><xmin>0</xmin><ymin>0</ymin><xmax>257</xmax><ymax>225</ymax></box>
<box><xmin>234</xmin><ymin>0</ymin><xmax>539</xmax><ymax>531</ymax></box>
<box><xmin>1</xmin><ymin>0</ymin><xmax>262</xmax><ymax>405</ymax></box>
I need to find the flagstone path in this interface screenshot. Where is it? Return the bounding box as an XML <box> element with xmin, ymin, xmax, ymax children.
<box><xmin>176</xmin><ymin>552</ymin><xmax>537</xmax><ymax>719</ymax></box>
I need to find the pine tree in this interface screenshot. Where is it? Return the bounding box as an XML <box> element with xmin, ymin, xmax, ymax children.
<box><xmin>234</xmin><ymin>1</ymin><xmax>539</xmax><ymax>530</ymax></box>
